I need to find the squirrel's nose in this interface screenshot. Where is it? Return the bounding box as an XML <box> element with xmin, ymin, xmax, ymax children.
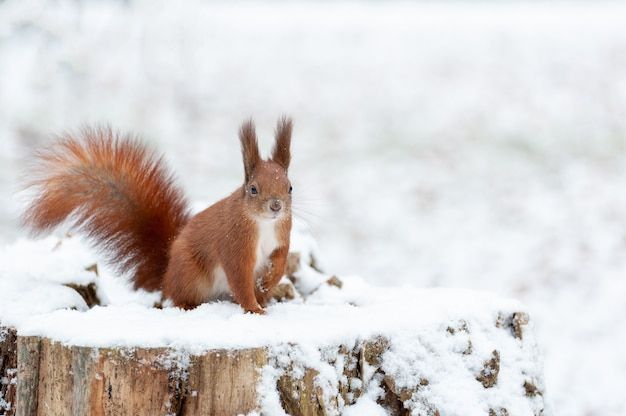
<box><xmin>270</xmin><ymin>199</ymin><xmax>282</xmax><ymax>212</ymax></box>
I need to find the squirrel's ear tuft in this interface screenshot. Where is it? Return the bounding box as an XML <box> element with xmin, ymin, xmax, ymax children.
<box><xmin>272</xmin><ymin>116</ymin><xmax>292</xmax><ymax>170</ymax></box>
<box><xmin>239</xmin><ymin>119</ymin><xmax>260</xmax><ymax>182</ymax></box>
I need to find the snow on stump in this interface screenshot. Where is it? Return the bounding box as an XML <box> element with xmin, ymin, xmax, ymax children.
<box><xmin>0</xmin><ymin>227</ymin><xmax>547</xmax><ymax>415</ymax></box>
<box><xmin>0</xmin><ymin>294</ymin><xmax>546</xmax><ymax>414</ymax></box>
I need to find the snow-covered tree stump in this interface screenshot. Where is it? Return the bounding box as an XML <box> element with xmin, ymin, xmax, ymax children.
<box><xmin>0</xmin><ymin>233</ymin><xmax>548</xmax><ymax>415</ymax></box>
<box><xmin>1</xmin><ymin>306</ymin><xmax>545</xmax><ymax>416</ymax></box>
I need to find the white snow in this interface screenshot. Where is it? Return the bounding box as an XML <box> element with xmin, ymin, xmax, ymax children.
<box><xmin>344</xmin><ymin>396</ymin><xmax>387</xmax><ymax>416</ymax></box>
<box><xmin>1</xmin><ymin>1</ymin><xmax>625</xmax><ymax>414</ymax></box>
<box><xmin>0</xmin><ymin>236</ymin><xmax>162</xmax><ymax>326</ymax></box>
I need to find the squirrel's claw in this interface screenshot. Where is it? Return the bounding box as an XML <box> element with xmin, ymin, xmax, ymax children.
<box><xmin>245</xmin><ymin>305</ymin><xmax>266</xmax><ymax>315</ymax></box>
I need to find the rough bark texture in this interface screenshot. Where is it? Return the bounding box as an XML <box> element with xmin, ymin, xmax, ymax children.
<box><xmin>182</xmin><ymin>348</ymin><xmax>267</xmax><ymax>416</ymax></box>
<box><xmin>0</xmin><ymin>327</ymin><xmax>17</xmax><ymax>416</ymax></box>
<box><xmin>11</xmin><ymin>339</ymin><xmax>268</xmax><ymax>416</ymax></box>
<box><xmin>476</xmin><ymin>350</ymin><xmax>501</xmax><ymax>388</ymax></box>
<box><xmin>15</xmin><ymin>337</ymin><xmax>40</xmax><ymax>416</ymax></box>
<box><xmin>496</xmin><ymin>311</ymin><xmax>530</xmax><ymax>340</ymax></box>
<box><xmin>63</xmin><ymin>282</ymin><xmax>100</xmax><ymax>308</ymax></box>
<box><xmin>278</xmin><ymin>367</ymin><xmax>329</xmax><ymax>416</ymax></box>
<box><xmin>271</xmin><ymin>281</ymin><xmax>298</xmax><ymax>302</ymax></box>
<box><xmin>18</xmin><ymin>339</ymin><xmax>183</xmax><ymax>416</ymax></box>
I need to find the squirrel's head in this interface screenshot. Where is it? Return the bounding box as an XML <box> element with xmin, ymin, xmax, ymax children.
<box><xmin>239</xmin><ymin>117</ymin><xmax>293</xmax><ymax>221</ymax></box>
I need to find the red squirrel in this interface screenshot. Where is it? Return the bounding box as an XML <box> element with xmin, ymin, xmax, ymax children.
<box><xmin>22</xmin><ymin>118</ymin><xmax>293</xmax><ymax>314</ymax></box>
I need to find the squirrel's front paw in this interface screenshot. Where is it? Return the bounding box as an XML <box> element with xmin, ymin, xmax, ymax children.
<box><xmin>244</xmin><ymin>304</ymin><xmax>266</xmax><ymax>315</ymax></box>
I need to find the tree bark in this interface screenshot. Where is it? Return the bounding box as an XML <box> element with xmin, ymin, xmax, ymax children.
<box><xmin>183</xmin><ymin>348</ymin><xmax>267</xmax><ymax>415</ymax></box>
<box><xmin>12</xmin><ymin>338</ymin><xmax>268</xmax><ymax>416</ymax></box>
<box><xmin>0</xmin><ymin>327</ymin><xmax>17</xmax><ymax>416</ymax></box>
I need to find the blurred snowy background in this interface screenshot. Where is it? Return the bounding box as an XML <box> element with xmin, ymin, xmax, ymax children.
<box><xmin>1</xmin><ymin>1</ymin><xmax>625</xmax><ymax>414</ymax></box>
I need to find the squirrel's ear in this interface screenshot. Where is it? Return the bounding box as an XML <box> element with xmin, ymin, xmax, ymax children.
<box><xmin>239</xmin><ymin>119</ymin><xmax>260</xmax><ymax>182</ymax></box>
<box><xmin>272</xmin><ymin>116</ymin><xmax>292</xmax><ymax>170</ymax></box>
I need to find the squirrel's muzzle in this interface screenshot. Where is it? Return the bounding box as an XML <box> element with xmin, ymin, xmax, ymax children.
<box><xmin>269</xmin><ymin>199</ymin><xmax>282</xmax><ymax>213</ymax></box>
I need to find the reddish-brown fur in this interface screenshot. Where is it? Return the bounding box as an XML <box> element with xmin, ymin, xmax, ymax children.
<box><xmin>22</xmin><ymin>119</ymin><xmax>294</xmax><ymax>313</ymax></box>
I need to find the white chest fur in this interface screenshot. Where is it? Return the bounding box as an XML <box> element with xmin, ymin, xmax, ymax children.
<box><xmin>254</xmin><ymin>218</ymin><xmax>279</xmax><ymax>272</ymax></box>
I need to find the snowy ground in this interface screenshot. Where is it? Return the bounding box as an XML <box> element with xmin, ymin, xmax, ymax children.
<box><xmin>1</xmin><ymin>1</ymin><xmax>626</xmax><ymax>415</ymax></box>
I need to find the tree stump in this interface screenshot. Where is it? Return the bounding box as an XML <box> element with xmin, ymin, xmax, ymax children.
<box><xmin>1</xmin><ymin>305</ymin><xmax>547</xmax><ymax>416</ymax></box>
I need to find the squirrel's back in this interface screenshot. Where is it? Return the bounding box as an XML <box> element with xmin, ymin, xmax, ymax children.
<box><xmin>22</xmin><ymin>126</ymin><xmax>190</xmax><ymax>290</ymax></box>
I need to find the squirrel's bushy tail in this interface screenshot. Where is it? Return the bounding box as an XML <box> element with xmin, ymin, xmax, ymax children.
<box><xmin>22</xmin><ymin>126</ymin><xmax>190</xmax><ymax>291</ymax></box>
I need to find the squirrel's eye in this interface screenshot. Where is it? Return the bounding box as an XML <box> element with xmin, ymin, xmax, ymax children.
<box><xmin>289</xmin><ymin>185</ymin><xmax>293</xmax><ymax>194</ymax></box>
<box><xmin>250</xmin><ymin>186</ymin><xmax>258</xmax><ymax>195</ymax></box>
